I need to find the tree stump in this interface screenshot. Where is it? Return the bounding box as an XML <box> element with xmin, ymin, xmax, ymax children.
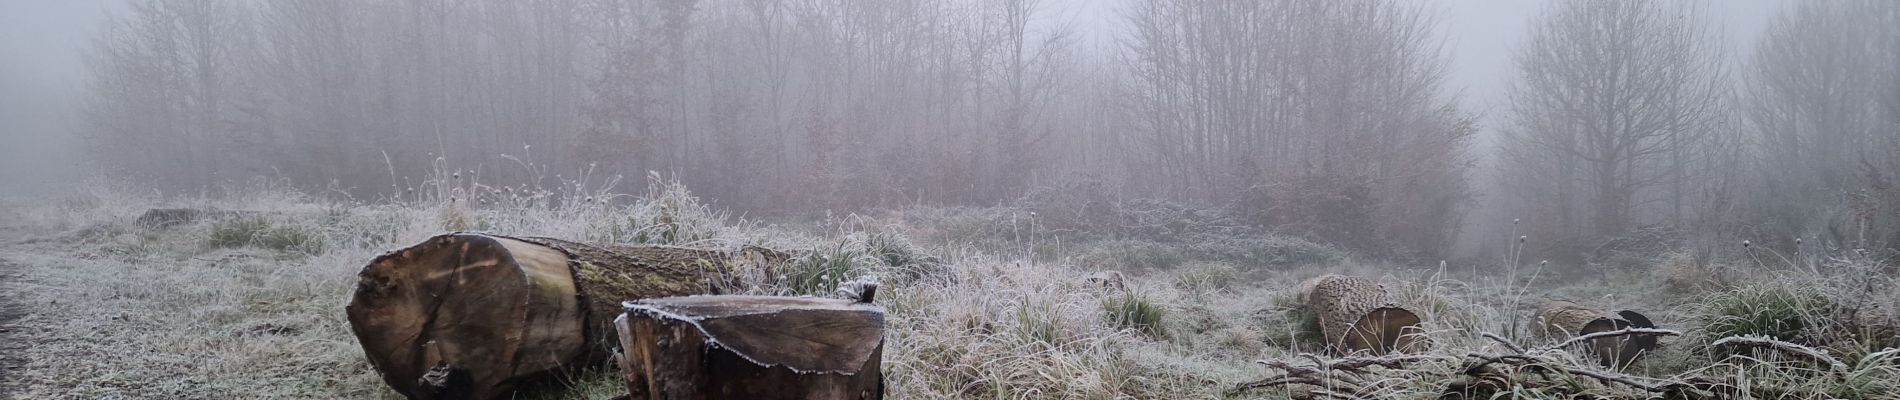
<box><xmin>1300</xmin><ymin>274</ymin><xmax>1426</xmax><ymax>355</ymax></box>
<box><xmin>1533</xmin><ymin>300</ymin><xmax>1659</xmax><ymax>367</ymax></box>
<box><xmin>617</xmin><ymin>294</ymin><xmax>885</xmax><ymax>400</ymax></box>
<box><xmin>345</xmin><ymin>233</ymin><xmax>785</xmax><ymax>400</ymax></box>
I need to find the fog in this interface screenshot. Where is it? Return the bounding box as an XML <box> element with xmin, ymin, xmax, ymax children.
<box><xmin>0</xmin><ymin>0</ymin><xmax>113</xmax><ymax>195</ymax></box>
<box><xmin>2</xmin><ymin>0</ymin><xmax>1893</xmax><ymax>262</ymax></box>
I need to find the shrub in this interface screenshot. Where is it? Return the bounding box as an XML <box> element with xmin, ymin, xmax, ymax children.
<box><xmin>209</xmin><ymin>217</ymin><xmax>272</xmax><ymax>248</ymax></box>
<box><xmin>1390</xmin><ymin>277</ymin><xmax>1485</xmax><ymax>338</ymax></box>
<box><xmin>1169</xmin><ymin>304</ymin><xmax>1224</xmax><ymax>336</ymax></box>
<box><xmin>1258</xmin><ymin>172</ymin><xmax>1378</xmax><ymax>251</ymax></box>
<box><xmin>209</xmin><ymin>217</ymin><xmax>326</xmax><ymax>254</ymax></box>
<box><xmin>602</xmin><ymin>178</ymin><xmax>728</xmax><ymax>245</ymax></box>
<box><xmin>1015</xmin><ymin>297</ymin><xmax>1069</xmax><ymax>346</ymax></box>
<box><xmin>860</xmin><ymin>230</ymin><xmax>929</xmax><ymax>268</ymax></box>
<box><xmin>258</xmin><ymin>225</ymin><xmax>326</xmax><ymax>254</ymax></box>
<box><xmin>858</xmin><ymin>230</ymin><xmax>945</xmax><ymax>284</ymax></box>
<box><xmin>1102</xmin><ymin>292</ymin><xmax>1167</xmax><ymax>339</ymax></box>
<box><xmin>1172</xmin><ymin>263</ymin><xmax>1238</xmax><ymax>294</ymax></box>
<box><xmin>1696</xmin><ymin>284</ymin><xmax>1833</xmax><ymax>343</ymax></box>
<box><xmin>1016</xmin><ymin>177</ymin><xmax>1116</xmax><ymax>236</ymax></box>
<box><xmin>1656</xmin><ymin>251</ymin><xmax>1733</xmax><ymax>294</ymax></box>
<box><xmin>1113</xmin><ymin>198</ymin><xmax>1251</xmax><ymax>241</ymax></box>
<box><xmin>1260</xmin><ymin>291</ymin><xmax>1325</xmax><ymax>350</ymax></box>
<box><xmin>1590</xmin><ymin>226</ymin><xmax>1685</xmax><ymax>271</ymax></box>
<box><xmin>782</xmin><ymin>240</ymin><xmax>875</xmax><ymax>296</ymax></box>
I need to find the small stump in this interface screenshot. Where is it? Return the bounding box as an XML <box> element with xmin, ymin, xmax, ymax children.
<box><xmin>1533</xmin><ymin>300</ymin><xmax>1659</xmax><ymax>367</ymax></box>
<box><xmin>1299</xmin><ymin>274</ymin><xmax>1427</xmax><ymax>354</ymax></box>
<box><xmin>617</xmin><ymin>295</ymin><xmax>885</xmax><ymax>400</ymax></box>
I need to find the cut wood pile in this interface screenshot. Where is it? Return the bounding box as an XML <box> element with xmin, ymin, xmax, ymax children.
<box><xmin>345</xmin><ymin>233</ymin><xmax>788</xmax><ymax>400</ymax></box>
<box><xmin>1533</xmin><ymin>300</ymin><xmax>1660</xmax><ymax>367</ymax></box>
<box><xmin>616</xmin><ymin>291</ymin><xmax>885</xmax><ymax>399</ymax></box>
<box><xmin>1299</xmin><ymin>274</ymin><xmax>1427</xmax><ymax>354</ymax></box>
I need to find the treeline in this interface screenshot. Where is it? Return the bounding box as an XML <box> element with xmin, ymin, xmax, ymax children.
<box><xmin>78</xmin><ymin>0</ymin><xmax>1900</xmax><ymax>259</ymax></box>
<box><xmin>1490</xmin><ymin>1</ymin><xmax>1900</xmax><ymax>259</ymax></box>
<box><xmin>84</xmin><ymin>0</ymin><xmax>1110</xmax><ymax>206</ymax></box>
<box><xmin>81</xmin><ymin>0</ymin><xmax>1472</xmax><ymax>257</ymax></box>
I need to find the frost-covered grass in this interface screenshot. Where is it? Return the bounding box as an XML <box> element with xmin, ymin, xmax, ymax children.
<box><xmin>0</xmin><ymin>178</ymin><xmax>1895</xmax><ymax>399</ymax></box>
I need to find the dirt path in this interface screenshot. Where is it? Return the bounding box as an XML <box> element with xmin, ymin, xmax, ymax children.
<box><xmin>0</xmin><ymin>208</ymin><xmax>28</xmax><ymax>399</ymax></box>
<box><xmin>0</xmin><ymin>259</ymin><xmax>20</xmax><ymax>400</ymax></box>
<box><xmin>0</xmin><ymin>254</ymin><xmax>23</xmax><ymax>398</ymax></box>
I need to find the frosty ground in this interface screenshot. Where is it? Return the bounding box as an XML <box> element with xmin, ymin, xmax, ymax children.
<box><xmin>0</xmin><ymin>180</ymin><xmax>1894</xmax><ymax>399</ymax></box>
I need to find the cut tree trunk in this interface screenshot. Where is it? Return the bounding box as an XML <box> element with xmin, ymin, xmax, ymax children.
<box><xmin>617</xmin><ymin>294</ymin><xmax>885</xmax><ymax>400</ymax></box>
<box><xmin>345</xmin><ymin>233</ymin><xmax>786</xmax><ymax>400</ymax></box>
<box><xmin>1533</xmin><ymin>300</ymin><xmax>1659</xmax><ymax>367</ymax></box>
<box><xmin>1300</xmin><ymin>274</ymin><xmax>1426</xmax><ymax>355</ymax></box>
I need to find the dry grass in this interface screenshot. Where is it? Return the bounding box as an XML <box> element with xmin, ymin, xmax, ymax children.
<box><xmin>0</xmin><ymin>178</ymin><xmax>1895</xmax><ymax>399</ymax></box>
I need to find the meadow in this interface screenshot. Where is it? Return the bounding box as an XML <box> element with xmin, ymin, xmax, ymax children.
<box><xmin>0</xmin><ymin>177</ymin><xmax>1893</xmax><ymax>399</ymax></box>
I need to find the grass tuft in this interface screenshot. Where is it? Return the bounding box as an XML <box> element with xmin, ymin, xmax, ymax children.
<box><xmin>1102</xmin><ymin>292</ymin><xmax>1168</xmax><ymax>339</ymax></box>
<box><xmin>780</xmin><ymin>239</ymin><xmax>875</xmax><ymax>296</ymax></box>
<box><xmin>1695</xmin><ymin>283</ymin><xmax>1832</xmax><ymax>343</ymax></box>
<box><xmin>208</xmin><ymin>217</ymin><xmax>327</xmax><ymax>254</ymax></box>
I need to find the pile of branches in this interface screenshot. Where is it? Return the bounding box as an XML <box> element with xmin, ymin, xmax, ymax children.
<box><xmin>1230</xmin><ymin>328</ymin><xmax>1891</xmax><ymax>399</ymax></box>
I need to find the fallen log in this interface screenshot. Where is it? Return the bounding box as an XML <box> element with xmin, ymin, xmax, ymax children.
<box><xmin>1299</xmin><ymin>274</ymin><xmax>1426</xmax><ymax>355</ymax></box>
<box><xmin>345</xmin><ymin>233</ymin><xmax>786</xmax><ymax>400</ymax></box>
<box><xmin>617</xmin><ymin>293</ymin><xmax>885</xmax><ymax>400</ymax></box>
<box><xmin>1532</xmin><ymin>300</ymin><xmax>1660</xmax><ymax>367</ymax></box>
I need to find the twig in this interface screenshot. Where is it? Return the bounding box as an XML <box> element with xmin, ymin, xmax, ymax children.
<box><xmin>1231</xmin><ymin>374</ymin><xmax>1320</xmax><ymax>392</ymax></box>
<box><xmin>1238</xmin><ymin>353</ymin><xmax>1450</xmax><ymax>395</ymax></box>
<box><xmin>1711</xmin><ymin>335</ymin><xmax>1847</xmax><ymax>373</ymax></box>
<box><xmin>1481</xmin><ymin>332</ymin><xmax>1525</xmax><ymax>354</ymax></box>
<box><xmin>1462</xmin><ymin>351</ymin><xmax>1681</xmax><ymax>393</ymax></box>
<box><xmin>1543</xmin><ymin>328</ymin><xmax>1681</xmax><ymax>351</ymax></box>
<box><xmin>1863</xmin><ymin>347</ymin><xmax>1900</xmax><ymax>363</ymax></box>
<box><xmin>1325</xmin><ymin>354</ymin><xmax>1451</xmax><ymax>369</ymax></box>
<box><xmin>1462</xmin><ymin>352</ymin><xmax>1537</xmax><ymax>373</ymax></box>
<box><xmin>1300</xmin><ymin>353</ymin><xmax>1329</xmax><ymax>370</ymax></box>
<box><xmin>1256</xmin><ymin>359</ymin><xmax>1322</xmax><ymax>376</ymax></box>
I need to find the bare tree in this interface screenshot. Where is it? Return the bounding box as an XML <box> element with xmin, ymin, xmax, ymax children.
<box><xmin>83</xmin><ymin>0</ymin><xmax>256</xmax><ymax>191</ymax></box>
<box><xmin>1496</xmin><ymin>1</ymin><xmax>1727</xmax><ymax>243</ymax></box>
<box><xmin>1742</xmin><ymin>1</ymin><xmax>1900</xmax><ymax>251</ymax></box>
<box><xmin>1121</xmin><ymin>0</ymin><xmax>1473</xmax><ymax>256</ymax></box>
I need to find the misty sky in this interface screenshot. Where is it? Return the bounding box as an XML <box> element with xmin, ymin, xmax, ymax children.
<box><xmin>0</xmin><ymin>0</ymin><xmax>113</xmax><ymax>194</ymax></box>
<box><xmin>0</xmin><ymin>0</ymin><xmax>1787</xmax><ymax>194</ymax></box>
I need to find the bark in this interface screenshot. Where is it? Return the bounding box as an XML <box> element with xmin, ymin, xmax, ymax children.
<box><xmin>1533</xmin><ymin>301</ymin><xmax>1658</xmax><ymax>367</ymax></box>
<box><xmin>1300</xmin><ymin>274</ymin><xmax>1426</xmax><ymax>355</ymax></box>
<box><xmin>617</xmin><ymin>295</ymin><xmax>885</xmax><ymax>400</ymax></box>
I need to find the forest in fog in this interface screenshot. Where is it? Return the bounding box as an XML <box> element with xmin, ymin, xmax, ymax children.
<box><xmin>71</xmin><ymin>0</ymin><xmax>1900</xmax><ymax>261</ymax></box>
